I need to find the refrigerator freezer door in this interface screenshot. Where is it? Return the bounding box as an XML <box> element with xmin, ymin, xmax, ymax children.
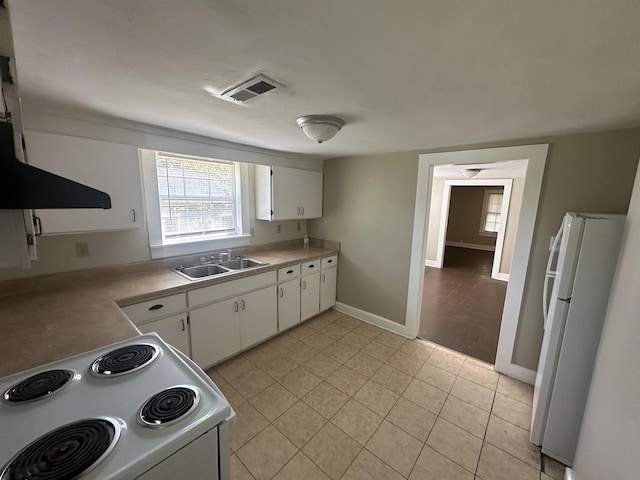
<box><xmin>541</xmin><ymin>216</ymin><xmax>625</xmax><ymax>465</ymax></box>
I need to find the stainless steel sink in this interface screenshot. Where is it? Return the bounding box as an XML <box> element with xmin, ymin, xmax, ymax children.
<box><xmin>173</xmin><ymin>256</ymin><xmax>268</xmax><ymax>280</ymax></box>
<box><xmin>177</xmin><ymin>264</ymin><xmax>230</xmax><ymax>279</ymax></box>
<box><xmin>218</xmin><ymin>257</ymin><xmax>267</xmax><ymax>270</ymax></box>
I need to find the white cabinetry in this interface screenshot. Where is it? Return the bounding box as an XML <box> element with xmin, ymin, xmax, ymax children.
<box><xmin>189</xmin><ymin>298</ymin><xmax>241</xmax><ymax>369</ymax></box>
<box><xmin>277</xmin><ymin>265</ymin><xmax>301</xmax><ymax>331</ymax></box>
<box><xmin>320</xmin><ymin>257</ymin><xmax>338</xmax><ymax>312</ymax></box>
<box><xmin>188</xmin><ymin>271</ymin><xmax>277</xmax><ymax>369</ymax></box>
<box><xmin>255</xmin><ymin>165</ymin><xmax>323</xmax><ymax>221</ymax></box>
<box><xmin>121</xmin><ymin>293</ymin><xmax>190</xmax><ymax>357</ymax></box>
<box><xmin>300</xmin><ymin>260</ymin><xmax>321</xmax><ymax>321</ymax></box>
<box><xmin>23</xmin><ymin>130</ymin><xmax>143</xmax><ymax>234</ymax></box>
<box><xmin>137</xmin><ymin>313</ymin><xmax>190</xmax><ymax>355</ymax></box>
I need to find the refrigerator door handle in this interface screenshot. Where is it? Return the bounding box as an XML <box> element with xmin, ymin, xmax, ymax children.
<box><xmin>543</xmin><ymin>223</ymin><xmax>565</xmax><ymax>328</ymax></box>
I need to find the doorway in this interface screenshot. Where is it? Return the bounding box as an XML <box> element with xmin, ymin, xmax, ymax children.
<box><xmin>420</xmin><ymin>177</ymin><xmax>516</xmax><ymax>363</ymax></box>
<box><xmin>404</xmin><ymin>144</ymin><xmax>549</xmax><ymax>383</ymax></box>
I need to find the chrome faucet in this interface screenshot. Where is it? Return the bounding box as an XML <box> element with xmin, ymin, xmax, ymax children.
<box><xmin>219</xmin><ymin>249</ymin><xmax>233</xmax><ymax>262</ymax></box>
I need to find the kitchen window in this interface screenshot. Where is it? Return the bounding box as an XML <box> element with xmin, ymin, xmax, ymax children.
<box><xmin>140</xmin><ymin>149</ymin><xmax>250</xmax><ymax>259</ymax></box>
<box><xmin>480</xmin><ymin>189</ymin><xmax>503</xmax><ymax>235</ymax></box>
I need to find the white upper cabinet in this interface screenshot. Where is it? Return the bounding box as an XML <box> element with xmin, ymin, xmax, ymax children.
<box><xmin>23</xmin><ymin>130</ymin><xmax>143</xmax><ymax>234</ymax></box>
<box><xmin>255</xmin><ymin>165</ymin><xmax>323</xmax><ymax>221</ymax></box>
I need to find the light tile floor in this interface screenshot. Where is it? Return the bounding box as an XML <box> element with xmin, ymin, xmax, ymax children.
<box><xmin>206</xmin><ymin>309</ymin><xmax>566</xmax><ymax>480</ymax></box>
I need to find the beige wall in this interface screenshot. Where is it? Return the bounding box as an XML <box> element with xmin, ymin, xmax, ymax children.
<box><xmin>446</xmin><ymin>186</ymin><xmax>499</xmax><ymax>248</ymax></box>
<box><xmin>307</xmin><ymin>152</ymin><xmax>419</xmax><ymax>324</ymax></box>
<box><xmin>571</xmin><ymin>163</ymin><xmax>640</xmax><ymax>479</ymax></box>
<box><xmin>310</xmin><ymin>127</ymin><xmax>640</xmax><ymax>371</ymax></box>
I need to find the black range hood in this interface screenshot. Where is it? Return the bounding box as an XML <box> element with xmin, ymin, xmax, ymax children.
<box><xmin>0</xmin><ymin>121</ymin><xmax>111</xmax><ymax>209</ymax></box>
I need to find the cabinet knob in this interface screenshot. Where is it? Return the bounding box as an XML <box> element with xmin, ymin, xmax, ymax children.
<box><xmin>132</xmin><ymin>209</ymin><xmax>136</xmax><ymax>223</ymax></box>
<box><xmin>241</xmin><ymin>299</ymin><xmax>246</xmax><ymax>310</ymax></box>
<box><xmin>279</xmin><ymin>288</ymin><xmax>284</xmax><ymax>298</ymax></box>
<box><xmin>234</xmin><ymin>301</ymin><xmax>239</xmax><ymax>313</ymax></box>
<box><xmin>322</xmin><ymin>273</ymin><xmax>325</xmax><ymax>283</ymax></box>
<box><xmin>148</xmin><ymin>304</ymin><xmax>164</xmax><ymax>311</ymax></box>
<box><xmin>180</xmin><ymin>318</ymin><xmax>185</xmax><ymax>331</ymax></box>
<box><xmin>302</xmin><ymin>280</ymin><xmax>306</xmax><ymax>289</ymax></box>
<box><xmin>301</xmin><ymin>206</ymin><xmax>304</xmax><ymax>215</ymax></box>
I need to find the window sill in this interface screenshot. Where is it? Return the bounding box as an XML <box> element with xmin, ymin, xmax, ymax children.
<box><xmin>150</xmin><ymin>234</ymin><xmax>252</xmax><ymax>259</ymax></box>
<box><xmin>478</xmin><ymin>231</ymin><xmax>498</xmax><ymax>237</ymax></box>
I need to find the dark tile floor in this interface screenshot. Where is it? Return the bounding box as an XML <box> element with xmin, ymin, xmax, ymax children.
<box><xmin>419</xmin><ymin>247</ymin><xmax>507</xmax><ymax>364</ymax></box>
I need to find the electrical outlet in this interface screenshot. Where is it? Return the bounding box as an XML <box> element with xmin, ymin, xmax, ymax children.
<box><xmin>76</xmin><ymin>242</ymin><xmax>89</xmax><ymax>257</ymax></box>
<box><xmin>297</xmin><ymin>222</ymin><xmax>301</xmax><ymax>231</ymax></box>
<box><xmin>276</xmin><ymin>224</ymin><xmax>281</xmax><ymax>233</ymax></box>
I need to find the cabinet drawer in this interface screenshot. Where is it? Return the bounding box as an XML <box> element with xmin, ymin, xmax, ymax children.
<box><xmin>188</xmin><ymin>271</ymin><xmax>277</xmax><ymax>308</ymax></box>
<box><xmin>301</xmin><ymin>259</ymin><xmax>320</xmax><ymax>275</ymax></box>
<box><xmin>121</xmin><ymin>293</ymin><xmax>187</xmax><ymax>324</ymax></box>
<box><xmin>321</xmin><ymin>255</ymin><xmax>338</xmax><ymax>269</ymax></box>
<box><xmin>278</xmin><ymin>264</ymin><xmax>300</xmax><ymax>281</ymax></box>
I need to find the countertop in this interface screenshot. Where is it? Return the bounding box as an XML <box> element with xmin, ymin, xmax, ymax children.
<box><xmin>0</xmin><ymin>244</ymin><xmax>337</xmax><ymax>378</ymax></box>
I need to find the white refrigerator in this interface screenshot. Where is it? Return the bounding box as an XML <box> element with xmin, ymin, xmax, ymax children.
<box><xmin>531</xmin><ymin>212</ymin><xmax>625</xmax><ymax>466</ymax></box>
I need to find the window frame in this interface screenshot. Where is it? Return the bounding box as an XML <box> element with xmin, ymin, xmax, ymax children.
<box><xmin>140</xmin><ymin>149</ymin><xmax>251</xmax><ymax>259</ymax></box>
<box><xmin>479</xmin><ymin>188</ymin><xmax>504</xmax><ymax>237</ymax></box>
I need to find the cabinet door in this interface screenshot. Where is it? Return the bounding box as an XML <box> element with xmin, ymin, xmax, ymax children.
<box><xmin>278</xmin><ymin>279</ymin><xmax>301</xmax><ymax>331</ymax></box>
<box><xmin>239</xmin><ymin>286</ymin><xmax>278</xmax><ymax>349</ymax></box>
<box><xmin>271</xmin><ymin>166</ymin><xmax>303</xmax><ymax>220</ymax></box>
<box><xmin>190</xmin><ymin>298</ymin><xmax>241</xmax><ymax>369</ymax></box>
<box><xmin>320</xmin><ymin>267</ymin><xmax>337</xmax><ymax>312</ymax></box>
<box><xmin>24</xmin><ymin>130</ymin><xmax>143</xmax><ymax>234</ymax></box>
<box><xmin>137</xmin><ymin>314</ymin><xmax>190</xmax><ymax>357</ymax></box>
<box><xmin>300</xmin><ymin>272</ymin><xmax>320</xmax><ymax>321</ymax></box>
<box><xmin>298</xmin><ymin>169</ymin><xmax>323</xmax><ymax>219</ymax></box>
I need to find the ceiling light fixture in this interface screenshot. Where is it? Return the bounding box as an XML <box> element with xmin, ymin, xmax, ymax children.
<box><xmin>296</xmin><ymin>115</ymin><xmax>345</xmax><ymax>144</ymax></box>
<box><xmin>460</xmin><ymin>168</ymin><xmax>482</xmax><ymax>178</ymax></box>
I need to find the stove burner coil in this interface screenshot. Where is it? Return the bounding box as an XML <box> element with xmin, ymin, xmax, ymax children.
<box><xmin>3</xmin><ymin>370</ymin><xmax>75</xmax><ymax>403</ymax></box>
<box><xmin>90</xmin><ymin>344</ymin><xmax>158</xmax><ymax>376</ymax></box>
<box><xmin>0</xmin><ymin>418</ymin><xmax>120</xmax><ymax>480</ymax></box>
<box><xmin>138</xmin><ymin>386</ymin><xmax>200</xmax><ymax>427</ymax></box>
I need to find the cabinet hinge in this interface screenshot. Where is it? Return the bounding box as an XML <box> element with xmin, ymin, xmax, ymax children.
<box><xmin>186</xmin><ymin>316</ymin><xmax>190</xmax><ymax>325</ymax></box>
<box><xmin>270</xmin><ymin>169</ymin><xmax>273</xmax><ymax>176</ymax></box>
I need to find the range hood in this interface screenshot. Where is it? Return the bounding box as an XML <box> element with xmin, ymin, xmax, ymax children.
<box><xmin>0</xmin><ymin>121</ymin><xmax>111</xmax><ymax>209</ymax></box>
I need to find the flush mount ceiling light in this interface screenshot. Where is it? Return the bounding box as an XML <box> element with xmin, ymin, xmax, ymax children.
<box><xmin>296</xmin><ymin>115</ymin><xmax>345</xmax><ymax>144</ymax></box>
<box><xmin>460</xmin><ymin>168</ymin><xmax>482</xmax><ymax>178</ymax></box>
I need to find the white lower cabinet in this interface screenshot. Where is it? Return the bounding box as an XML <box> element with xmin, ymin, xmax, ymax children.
<box><xmin>239</xmin><ymin>286</ymin><xmax>278</xmax><ymax>348</ymax></box>
<box><xmin>301</xmin><ymin>272</ymin><xmax>320</xmax><ymax>321</ymax></box>
<box><xmin>190</xmin><ymin>298</ymin><xmax>241</xmax><ymax>369</ymax></box>
<box><xmin>320</xmin><ymin>266</ymin><xmax>337</xmax><ymax>311</ymax></box>
<box><xmin>190</xmin><ymin>287</ymin><xmax>278</xmax><ymax>369</ymax></box>
<box><xmin>278</xmin><ymin>279</ymin><xmax>301</xmax><ymax>331</ymax></box>
<box><xmin>188</xmin><ymin>272</ymin><xmax>278</xmax><ymax>369</ymax></box>
<box><xmin>122</xmin><ymin>293</ymin><xmax>190</xmax><ymax>357</ymax></box>
<box><xmin>137</xmin><ymin>313</ymin><xmax>190</xmax><ymax>356</ymax></box>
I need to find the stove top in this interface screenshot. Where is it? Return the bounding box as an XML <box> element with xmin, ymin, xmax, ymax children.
<box><xmin>0</xmin><ymin>334</ymin><xmax>231</xmax><ymax>480</ymax></box>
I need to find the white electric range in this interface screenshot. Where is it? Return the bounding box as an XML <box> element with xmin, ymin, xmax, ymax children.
<box><xmin>0</xmin><ymin>333</ymin><xmax>234</xmax><ymax>480</ymax></box>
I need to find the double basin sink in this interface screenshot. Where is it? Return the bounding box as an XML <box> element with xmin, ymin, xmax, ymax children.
<box><xmin>174</xmin><ymin>257</ymin><xmax>268</xmax><ymax>280</ymax></box>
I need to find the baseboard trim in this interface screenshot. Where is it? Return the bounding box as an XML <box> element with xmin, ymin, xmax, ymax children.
<box><xmin>425</xmin><ymin>259</ymin><xmax>439</xmax><ymax>268</ymax></box>
<box><xmin>494</xmin><ymin>361</ymin><xmax>536</xmax><ymax>385</ymax></box>
<box><xmin>565</xmin><ymin>467</ymin><xmax>573</xmax><ymax>480</ymax></box>
<box><xmin>445</xmin><ymin>241</ymin><xmax>496</xmax><ymax>252</ymax></box>
<box><xmin>494</xmin><ymin>272</ymin><xmax>510</xmax><ymax>282</ymax></box>
<box><xmin>334</xmin><ymin>302</ymin><xmax>412</xmax><ymax>338</ymax></box>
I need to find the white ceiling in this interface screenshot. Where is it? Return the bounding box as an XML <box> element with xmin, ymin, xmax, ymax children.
<box><xmin>8</xmin><ymin>0</ymin><xmax>640</xmax><ymax>160</ymax></box>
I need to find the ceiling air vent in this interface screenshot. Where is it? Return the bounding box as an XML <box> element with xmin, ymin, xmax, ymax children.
<box><xmin>218</xmin><ymin>74</ymin><xmax>284</xmax><ymax>104</ymax></box>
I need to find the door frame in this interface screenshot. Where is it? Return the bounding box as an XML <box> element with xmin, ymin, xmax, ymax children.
<box><xmin>405</xmin><ymin>144</ymin><xmax>548</xmax><ymax>383</ymax></box>
<box><xmin>432</xmin><ymin>179</ymin><xmax>513</xmax><ymax>281</ymax></box>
